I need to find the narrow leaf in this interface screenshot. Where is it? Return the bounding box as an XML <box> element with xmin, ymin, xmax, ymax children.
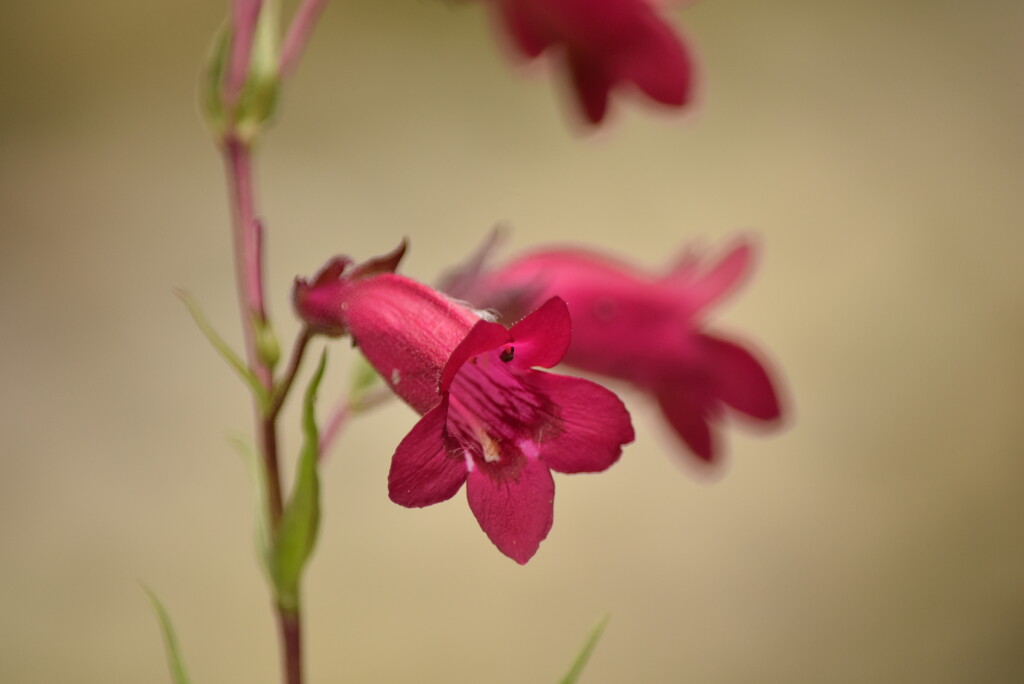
<box><xmin>175</xmin><ymin>289</ymin><xmax>269</xmax><ymax>412</ymax></box>
<box><xmin>229</xmin><ymin>434</ymin><xmax>272</xmax><ymax>579</ymax></box>
<box><xmin>142</xmin><ymin>586</ymin><xmax>192</xmax><ymax>684</ymax></box>
<box><xmin>271</xmin><ymin>351</ymin><xmax>327</xmax><ymax>610</ymax></box>
<box><xmin>559</xmin><ymin>615</ymin><xmax>610</xmax><ymax>684</ymax></box>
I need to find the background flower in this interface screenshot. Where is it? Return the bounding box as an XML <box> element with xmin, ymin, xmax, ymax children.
<box><xmin>488</xmin><ymin>0</ymin><xmax>694</xmax><ymax>123</ymax></box>
<box><xmin>445</xmin><ymin>239</ymin><xmax>784</xmax><ymax>464</ymax></box>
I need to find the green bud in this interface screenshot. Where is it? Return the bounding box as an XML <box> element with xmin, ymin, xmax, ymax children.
<box><xmin>254</xmin><ymin>316</ymin><xmax>281</xmax><ymax>370</ymax></box>
<box><xmin>199</xmin><ymin>1</ymin><xmax>282</xmax><ymax>143</ymax></box>
<box><xmin>234</xmin><ymin>1</ymin><xmax>281</xmax><ymax>143</ymax></box>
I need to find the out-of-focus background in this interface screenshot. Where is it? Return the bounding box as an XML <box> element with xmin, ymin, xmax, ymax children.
<box><xmin>2</xmin><ymin>1</ymin><xmax>1022</xmax><ymax>682</ymax></box>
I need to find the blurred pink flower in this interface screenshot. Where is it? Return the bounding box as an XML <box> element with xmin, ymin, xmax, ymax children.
<box><xmin>445</xmin><ymin>238</ymin><xmax>784</xmax><ymax>465</ymax></box>
<box><xmin>489</xmin><ymin>0</ymin><xmax>694</xmax><ymax>123</ymax></box>
<box><xmin>295</xmin><ymin>255</ymin><xmax>634</xmax><ymax>563</ymax></box>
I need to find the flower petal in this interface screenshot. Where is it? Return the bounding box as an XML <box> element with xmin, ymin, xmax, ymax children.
<box><xmin>523</xmin><ymin>371</ymin><xmax>633</xmax><ymax>473</ymax></box>
<box><xmin>508</xmin><ymin>296</ymin><xmax>572</xmax><ymax>369</ymax></box>
<box><xmin>661</xmin><ymin>239</ymin><xmax>753</xmax><ymax>314</ymax></box>
<box><xmin>440</xmin><ymin>319</ymin><xmax>510</xmax><ymax>393</ymax></box>
<box><xmin>347</xmin><ymin>240</ymin><xmax>407</xmax><ymax>280</ymax></box>
<box><xmin>496</xmin><ymin>0</ymin><xmax>551</xmax><ymax>58</ymax></box>
<box><xmin>336</xmin><ymin>274</ymin><xmax>482</xmax><ymax>414</ymax></box>
<box><xmin>466</xmin><ymin>456</ymin><xmax>554</xmax><ymax>564</ymax></box>
<box><xmin>568</xmin><ymin>51</ymin><xmax>612</xmax><ymax>124</ymax></box>
<box><xmin>655</xmin><ymin>386</ymin><xmax>717</xmax><ymax>462</ymax></box>
<box><xmin>615</xmin><ymin>13</ymin><xmax>693</xmax><ymax>107</ymax></box>
<box><xmin>690</xmin><ymin>241</ymin><xmax>754</xmax><ymax>312</ymax></box>
<box><xmin>389</xmin><ymin>398</ymin><xmax>468</xmax><ymax>507</ymax></box>
<box><xmin>701</xmin><ymin>334</ymin><xmax>782</xmax><ymax>421</ymax></box>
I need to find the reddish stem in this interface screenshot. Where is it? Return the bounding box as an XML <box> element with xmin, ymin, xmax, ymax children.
<box><xmin>224</xmin><ymin>137</ymin><xmax>284</xmax><ymax>516</ymax></box>
<box><xmin>270</xmin><ymin>329</ymin><xmax>313</xmax><ymax>419</ymax></box>
<box><xmin>278</xmin><ymin>608</ymin><xmax>303</xmax><ymax>684</ymax></box>
<box><xmin>220</xmin><ymin>3</ymin><xmax>332</xmax><ymax>681</ymax></box>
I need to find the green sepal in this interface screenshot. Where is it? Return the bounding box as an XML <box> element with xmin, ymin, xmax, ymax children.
<box><xmin>175</xmin><ymin>289</ymin><xmax>270</xmax><ymax>413</ymax></box>
<box><xmin>270</xmin><ymin>351</ymin><xmax>326</xmax><ymax>611</ymax></box>
<box><xmin>200</xmin><ymin>22</ymin><xmax>231</xmax><ymax>138</ymax></box>
<box><xmin>559</xmin><ymin>615</ymin><xmax>610</xmax><ymax>684</ymax></box>
<box><xmin>141</xmin><ymin>586</ymin><xmax>192</xmax><ymax>684</ymax></box>
<box><xmin>234</xmin><ymin>0</ymin><xmax>281</xmax><ymax>143</ymax></box>
<box><xmin>229</xmin><ymin>434</ymin><xmax>273</xmax><ymax>579</ymax></box>
<box><xmin>199</xmin><ymin>2</ymin><xmax>281</xmax><ymax>143</ymax></box>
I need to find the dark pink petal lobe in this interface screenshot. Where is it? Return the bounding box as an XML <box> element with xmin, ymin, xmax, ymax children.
<box><xmin>523</xmin><ymin>372</ymin><xmax>633</xmax><ymax>473</ymax></box>
<box><xmin>389</xmin><ymin>399</ymin><xmax>468</xmax><ymax>507</ymax></box>
<box><xmin>508</xmin><ymin>297</ymin><xmax>572</xmax><ymax>369</ymax></box>
<box><xmin>498</xmin><ymin>0</ymin><xmax>551</xmax><ymax>58</ymax></box>
<box><xmin>688</xmin><ymin>241</ymin><xmax>754</xmax><ymax>312</ymax></box>
<box><xmin>440</xmin><ymin>319</ymin><xmax>510</xmax><ymax>393</ymax></box>
<box><xmin>615</xmin><ymin>14</ymin><xmax>692</xmax><ymax>107</ymax></box>
<box><xmin>655</xmin><ymin>386</ymin><xmax>716</xmax><ymax>462</ymax></box>
<box><xmin>310</xmin><ymin>256</ymin><xmax>351</xmax><ymax>286</ymax></box>
<box><xmin>348</xmin><ymin>240</ymin><xmax>408</xmax><ymax>280</ymax></box>
<box><xmin>466</xmin><ymin>456</ymin><xmax>555</xmax><ymax>564</ymax></box>
<box><xmin>568</xmin><ymin>52</ymin><xmax>612</xmax><ymax>124</ymax></box>
<box><xmin>701</xmin><ymin>334</ymin><xmax>782</xmax><ymax>421</ymax></box>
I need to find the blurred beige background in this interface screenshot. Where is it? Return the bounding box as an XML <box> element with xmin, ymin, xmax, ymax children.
<box><xmin>2</xmin><ymin>1</ymin><xmax>1023</xmax><ymax>682</ymax></box>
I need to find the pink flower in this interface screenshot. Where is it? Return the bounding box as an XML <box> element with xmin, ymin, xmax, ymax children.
<box><xmin>445</xmin><ymin>238</ymin><xmax>784</xmax><ymax>465</ymax></box>
<box><xmin>295</xmin><ymin>252</ymin><xmax>634</xmax><ymax>563</ymax></box>
<box><xmin>489</xmin><ymin>0</ymin><xmax>694</xmax><ymax>124</ymax></box>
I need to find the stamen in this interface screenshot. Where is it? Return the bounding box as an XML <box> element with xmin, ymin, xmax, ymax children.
<box><xmin>449</xmin><ymin>392</ymin><xmax>504</xmax><ymax>464</ymax></box>
<box><xmin>478</xmin><ymin>431</ymin><xmax>503</xmax><ymax>463</ymax></box>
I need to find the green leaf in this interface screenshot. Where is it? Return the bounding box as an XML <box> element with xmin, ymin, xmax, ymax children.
<box><xmin>229</xmin><ymin>434</ymin><xmax>273</xmax><ymax>579</ymax></box>
<box><xmin>142</xmin><ymin>586</ymin><xmax>192</xmax><ymax>684</ymax></box>
<box><xmin>559</xmin><ymin>615</ymin><xmax>610</xmax><ymax>684</ymax></box>
<box><xmin>175</xmin><ymin>289</ymin><xmax>270</xmax><ymax>413</ymax></box>
<box><xmin>271</xmin><ymin>351</ymin><xmax>327</xmax><ymax>611</ymax></box>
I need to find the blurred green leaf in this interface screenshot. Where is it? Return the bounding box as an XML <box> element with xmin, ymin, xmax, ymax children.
<box><xmin>348</xmin><ymin>354</ymin><xmax>382</xmax><ymax>407</ymax></box>
<box><xmin>200</xmin><ymin>22</ymin><xmax>231</xmax><ymax>137</ymax></box>
<box><xmin>271</xmin><ymin>351</ymin><xmax>326</xmax><ymax>610</ymax></box>
<box><xmin>229</xmin><ymin>434</ymin><xmax>273</xmax><ymax>579</ymax></box>
<box><xmin>142</xmin><ymin>586</ymin><xmax>192</xmax><ymax>684</ymax></box>
<box><xmin>559</xmin><ymin>615</ymin><xmax>610</xmax><ymax>684</ymax></box>
<box><xmin>175</xmin><ymin>289</ymin><xmax>270</xmax><ymax>413</ymax></box>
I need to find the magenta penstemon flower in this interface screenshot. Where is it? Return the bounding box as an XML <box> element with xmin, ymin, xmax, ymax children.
<box><xmin>445</xmin><ymin>238</ymin><xmax>784</xmax><ymax>465</ymax></box>
<box><xmin>294</xmin><ymin>249</ymin><xmax>634</xmax><ymax>563</ymax></box>
<box><xmin>488</xmin><ymin>0</ymin><xmax>695</xmax><ymax>124</ymax></box>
